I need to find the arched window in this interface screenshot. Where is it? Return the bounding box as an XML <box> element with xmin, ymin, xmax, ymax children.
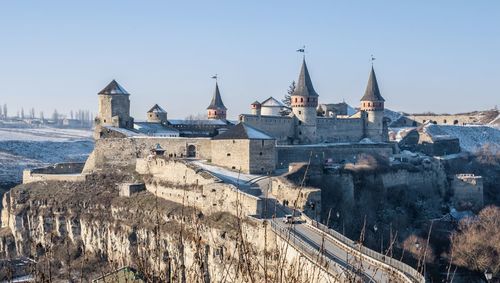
<box><xmin>307</xmin><ymin>97</ymin><xmax>310</xmax><ymax>102</ymax></box>
<box><xmin>300</xmin><ymin>98</ymin><xmax>304</xmax><ymax>102</ymax></box>
<box><xmin>295</xmin><ymin>98</ymin><xmax>297</xmax><ymax>103</ymax></box>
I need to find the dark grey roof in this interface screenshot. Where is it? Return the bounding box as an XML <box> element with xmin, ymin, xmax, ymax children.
<box><xmin>293</xmin><ymin>58</ymin><xmax>319</xmax><ymax>97</ymax></box>
<box><xmin>207</xmin><ymin>82</ymin><xmax>227</xmax><ymax>110</ymax></box>
<box><xmin>212</xmin><ymin>123</ymin><xmax>274</xmax><ymax>140</ymax></box>
<box><xmin>360</xmin><ymin>67</ymin><xmax>385</xmax><ymax>101</ymax></box>
<box><xmin>251</xmin><ymin>100</ymin><xmax>261</xmax><ymax>105</ymax></box>
<box><xmin>98</xmin><ymin>80</ymin><xmax>130</xmax><ymax>95</ymax></box>
<box><xmin>147</xmin><ymin>104</ymin><xmax>167</xmax><ymax>113</ymax></box>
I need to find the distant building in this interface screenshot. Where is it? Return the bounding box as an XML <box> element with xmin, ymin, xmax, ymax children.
<box><xmin>146</xmin><ymin>104</ymin><xmax>168</xmax><ymax>123</ymax></box>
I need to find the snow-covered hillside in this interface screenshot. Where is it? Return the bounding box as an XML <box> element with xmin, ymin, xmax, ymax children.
<box><xmin>0</xmin><ymin>127</ymin><xmax>94</xmax><ymax>185</ymax></box>
<box><xmin>423</xmin><ymin>124</ymin><xmax>500</xmax><ymax>152</ymax></box>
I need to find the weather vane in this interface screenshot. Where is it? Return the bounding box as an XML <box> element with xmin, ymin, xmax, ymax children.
<box><xmin>211</xmin><ymin>74</ymin><xmax>218</xmax><ymax>82</ymax></box>
<box><xmin>371</xmin><ymin>54</ymin><xmax>376</xmax><ymax>65</ymax></box>
<box><xmin>296</xmin><ymin>45</ymin><xmax>306</xmax><ymax>58</ymax></box>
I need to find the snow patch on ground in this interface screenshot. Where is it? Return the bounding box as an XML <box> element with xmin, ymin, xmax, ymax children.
<box><xmin>423</xmin><ymin>124</ymin><xmax>500</xmax><ymax>152</ymax></box>
<box><xmin>0</xmin><ymin>127</ymin><xmax>94</xmax><ymax>185</ymax></box>
<box><xmin>384</xmin><ymin>109</ymin><xmax>403</xmax><ymax>125</ymax></box>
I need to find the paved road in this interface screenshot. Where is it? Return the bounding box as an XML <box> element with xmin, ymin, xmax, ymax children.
<box><xmin>192</xmin><ymin>162</ymin><xmax>414</xmax><ymax>282</ymax></box>
<box><xmin>271</xmin><ymin>219</ymin><xmax>389</xmax><ymax>282</ymax></box>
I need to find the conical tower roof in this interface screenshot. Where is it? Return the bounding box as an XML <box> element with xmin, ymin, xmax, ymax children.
<box><xmin>293</xmin><ymin>58</ymin><xmax>319</xmax><ymax>97</ymax></box>
<box><xmin>207</xmin><ymin>82</ymin><xmax>227</xmax><ymax>110</ymax></box>
<box><xmin>98</xmin><ymin>80</ymin><xmax>130</xmax><ymax>95</ymax></box>
<box><xmin>360</xmin><ymin>67</ymin><xmax>385</xmax><ymax>101</ymax></box>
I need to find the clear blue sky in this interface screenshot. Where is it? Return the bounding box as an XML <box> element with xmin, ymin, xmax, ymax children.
<box><xmin>0</xmin><ymin>1</ymin><xmax>499</xmax><ymax>120</ymax></box>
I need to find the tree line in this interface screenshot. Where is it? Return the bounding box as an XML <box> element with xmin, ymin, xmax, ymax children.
<box><xmin>0</xmin><ymin>103</ymin><xmax>93</xmax><ymax>127</ymax></box>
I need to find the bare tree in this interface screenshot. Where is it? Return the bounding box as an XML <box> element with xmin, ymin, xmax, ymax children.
<box><xmin>451</xmin><ymin>205</ymin><xmax>500</xmax><ymax>277</ymax></box>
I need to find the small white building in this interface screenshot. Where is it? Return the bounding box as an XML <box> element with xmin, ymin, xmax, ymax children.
<box><xmin>260</xmin><ymin>97</ymin><xmax>286</xmax><ymax>116</ymax></box>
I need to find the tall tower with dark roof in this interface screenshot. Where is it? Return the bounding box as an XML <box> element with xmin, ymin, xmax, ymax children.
<box><xmin>360</xmin><ymin>67</ymin><xmax>386</xmax><ymax>142</ymax></box>
<box><xmin>207</xmin><ymin>82</ymin><xmax>227</xmax><ymax>120</ymax></box>
<box><xmin>96</xmin><ymin>79</ymin><xmax>134</xmax><ymax>129</ymax></box>
<box><xmin>291</xmin><ymin>58</ymin><xmax>319</xmax><ymax>144</ymax></box>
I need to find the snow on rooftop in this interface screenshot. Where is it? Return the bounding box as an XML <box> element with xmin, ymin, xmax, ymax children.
<box><xmin>105</xmin><ymin>126</ymin><xmax>144</xmax><ymax>137</ymax></box>
<box><xmin>242</xmin><ymin>124</ymin><xmax>273</xmax><ymax>139</ymax></box>
<box><xmin>168</xmin><ymin>119</ymin><xmax>228</xmax><ymax>126</ymax></box>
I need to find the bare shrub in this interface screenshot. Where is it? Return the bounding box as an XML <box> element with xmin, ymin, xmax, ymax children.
<box><xmin>402</xmin><ymin>234</ymin><xmax>435</xmax><ymax>264</ymax></box>
<box><xmin>451</xmin><ymin>205</ymin><xmax>500</xmax><ymax>277</ymax></box>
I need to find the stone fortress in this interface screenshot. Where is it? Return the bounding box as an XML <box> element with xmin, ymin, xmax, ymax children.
<box><xmin>88</xmin><ymin>58</ymin><xmax>394</xmax><ymax>174</ymax></box>
<box><xmin>241</xmin><ymin>59</ymin><xmax>389</xmax><ymax>145</ymax></box>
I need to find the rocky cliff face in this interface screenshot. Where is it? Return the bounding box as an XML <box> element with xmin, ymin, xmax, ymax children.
<box><xmin>0</xmin><ymin>172</ymin><xmax>333</xmax><ymax>282</ymax></box>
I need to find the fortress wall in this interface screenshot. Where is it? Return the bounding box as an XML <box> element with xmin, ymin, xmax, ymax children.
<box><xmin>22</xmin><ymin>171</ymin><xmax>87</xmax><ymax>184</ymax></box>
<box><xmin>451</xmin><ymin>174</ymin><xmax>484</xmax><ymax>208</ymax></box>
<box><xmin>146</xmin><ymin>182</ymin><xmax>263</xmax><ymax>216</ymax></box>
<box><xmin>83</xmin><ymin>137</ymin><xmax>212</xmax><ymax>172</ymax></box>
<box><xmin>249</xmin><ymin>139</ymin><xmax>276</xmax><ymax>174</ymax></box>
<box><xmin>240</xmin><ymin>115</ymin><xmax>295</xmax><ymax>143</ymax></box>
<box><xmin>22</xmin><ymin>162</ymin><xmax>87</xmax><ymax>184</ymax></box>
<box><xmin>316</xmin><ymin>118</ymin><xmax>365</xmax><ymax>143</ymax></box>
<box><xmin>29</xmin><ymin>162</ymin><xmax>85</xmax><ymax>175</ymax></box>
<box><xmin>136</xmin><ymin>158</ymin><xmax>219</xmax><ymax>186</ymax></box>
<box><xmin>270</xmin><ymin>177</ymin><xmax>321</xmax><ymax>217</ymax></box>
<box><xmin>277</xmin><ymin>143</ymin><xmax>394</xmax><ymax>169</ymax></box>
<box><xmin>380</xmin><ymin>168</ymin><xmax>447</xmax><ymax>194</ymax></box>
<box><xmin>211</xmin><ymin>139</ymin><xmax>251</xmax><ymax>173</ymax></box>
<box><xmin>406</xmin><ymin>114</ymin><xmax>479</xmax><ymax>126</ymax></box>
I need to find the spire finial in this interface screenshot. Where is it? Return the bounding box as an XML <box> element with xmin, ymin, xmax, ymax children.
<box><xmin>371</xmin><ymin>54</ymin><xmax>376</xmax><ymax>66</ymax></box>
<box><xmin>296</xmin><ymin>45</ymin><xmax>306</xmax><ymax>59</ymax></box>
<box><xmin>211</xmin><ymin>74</ymin><xmax>218</xmax><ymax>82</ymax></box>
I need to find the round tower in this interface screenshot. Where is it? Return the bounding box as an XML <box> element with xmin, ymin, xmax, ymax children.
<box><xmin>360</xmin><ymin>66</ymin><xmax>386</xmax><ymax>142</ymax></box>
<box><xmin>207</xmin><ymin>82</ymin><xmax>227</xmax><ymax>120</ymax></box>
<box><xmin>250</xmin><ymin>101</ymin><xmax>261</xmax><ymax>116</ymax></box>
<box><xmin>291</xmin><ymin>58</ymin><xmax>318</xmax><ymax>144</ymax></box>
<box><xmin>147</xmin><ymin>104</ymin><xmax>168</xmax><ymax>123</ymax></box>
<box><xmin>96</xmin><ymin>79</ymin><xmax>134</xmax><ymax>129</ymax></box>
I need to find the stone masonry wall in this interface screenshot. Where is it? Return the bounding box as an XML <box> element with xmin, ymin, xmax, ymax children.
<box><xmin>136</xmin><ymin>158</ymin><xmax>219</xmax><ymax>186</ymax></box>
<box><xmin>277</xmin><ymin>143</ymin><xmax>394</xmax><ymax>169</ymax></box>
<box><xmin>147</xmin><ymin>182</ymin><xmax>263</xmax><ymax>216</ymax></box>
<box><xmin>451</xmin><ymin>174</ymin><xmax>484</xmax><ymax>209</ymax></box>
<box><xmin>83</xmin><ymin>137</ymin><xmax>212</xmax><ymax>172</ymax></box>
<box><xmin>22</xmin><ymin>162</ymin><xmax>87</xmax><ymax>184</ymax></box>
<box><xmin>249</xmin><ymin>139</ymin><xmax>276</xmax><ymax>174</ymax></box>
<box><xmin>270</xmin><ymin>177</ymin><xmax>321</xmax><ymax>218</ymax></box>
<box><xmin>211</xmin><ymin>139</ymin><xmax>251</xmax><ymax>173</ymax></box>
<box><xmin>316</xmin><ymin>117</ymin><xmax>365</xmax><ymax>143</ymax></box>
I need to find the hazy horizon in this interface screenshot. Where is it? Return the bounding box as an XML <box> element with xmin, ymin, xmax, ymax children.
<box><xmin>0</xmin><ymin>1</ymin><xmax>499</xmax><ymax>120</ymax></box>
